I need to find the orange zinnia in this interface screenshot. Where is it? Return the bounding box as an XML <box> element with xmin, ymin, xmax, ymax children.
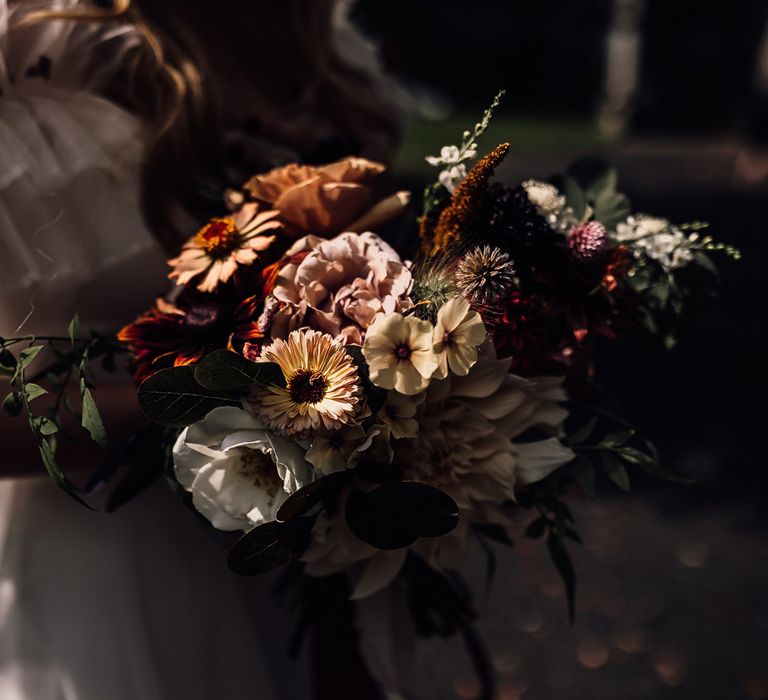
<box><xmin>169</xmin><ymin>203</ymin><xmax>282</xmax><ymax>293</ymax></box>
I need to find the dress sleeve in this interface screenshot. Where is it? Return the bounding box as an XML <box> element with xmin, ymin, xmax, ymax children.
<box><xmin>0</xmin><ymin>0</ymin><xmax>167</xmax><ymax>337</ymax></box>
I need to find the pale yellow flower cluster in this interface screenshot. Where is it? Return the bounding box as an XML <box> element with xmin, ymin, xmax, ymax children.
<box><xmin>362</xmin><ymin>296</ymin><xmax>487</xmax><ymax>396</ymax></box>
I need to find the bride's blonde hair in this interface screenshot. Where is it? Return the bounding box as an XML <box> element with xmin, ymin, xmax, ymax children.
<box><xmin>21</xmin><ymin>0</ymin><xmax>401</xmax><ymax>252</ymax></box>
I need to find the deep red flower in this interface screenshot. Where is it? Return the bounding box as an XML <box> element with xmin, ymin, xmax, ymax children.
<box><xmin>118</xmin><ymin>292</ymin><xmax>263</xmax><ymax>383</ymax></box>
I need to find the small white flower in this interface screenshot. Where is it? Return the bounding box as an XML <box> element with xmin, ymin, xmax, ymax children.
<box><xmin>523</xmin><ymin>180</ymin><xmax>565</xmax><ymax>215</ymax></box>
<box><xmin>522</xmin><ymin>180</ymin><xmax>575</xmax><ymax>232</ymax></box>
<box><xmin>173</xmin><ymin>406</ymin><xmax>315</xmax><ymax>531</ymax></box>
<box><xmin>438</xmin><ymin>164</ymin><xmax>467</xmax><ymax>194</ymax></box>
<box><xmin>432</xmin><ymin>296</ymin><xmax>487</xmax><ymax>379</ymax></box>
<box><xmin>614</xmin><ymin>215</ymin><xmax>695</xmax><ymax>272</ymax></box>
<box><xmin>426</xmin><ymin>144</ymin><xmax>475</xmax><ymax>194</ymax></box>
<box><xmin>425</xmin><ymin>145</ymin><xmax>462</xmax><ymax>166</ymax></box>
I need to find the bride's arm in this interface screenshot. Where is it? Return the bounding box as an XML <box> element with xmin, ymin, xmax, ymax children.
<box><xmin>0</xmin><ymin>380</ymin><xmax>148</xmax><ymax>480</ymax></box>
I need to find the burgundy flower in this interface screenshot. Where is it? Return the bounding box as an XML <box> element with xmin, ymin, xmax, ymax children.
<box><xmin>118</xmin><ymin>292</ymin><xmax>262</xmax><ymax>383</ymax></box>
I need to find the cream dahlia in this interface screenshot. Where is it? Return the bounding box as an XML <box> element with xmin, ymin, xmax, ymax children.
<box><xmin>432</xmin><ymin>296</ymin><xmax>486</xmax><ymax>379</ymax></box>
<box><xmin>396</xmin><ymin>349</ymin><xmax>574</xmax><ymax>567</ymax></box>
<box><xmin>251</xmin><ymin>330</ymin><xmax>362</xmax><ymax>436</ymax></box>
<box><xmin>362</xmin><ymin>313</ymin><xmax>437</xmax><ymax>395</ymax></box>
<box><xmin>169</xmin><ymin>203</ymin><xmax>281</xmax><ymax>292</ymax></box>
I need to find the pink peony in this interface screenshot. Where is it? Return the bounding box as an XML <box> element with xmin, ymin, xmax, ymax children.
<box><xmin>270</xmin><ymin>232</ymin><xmax>413</xmax><ymax>344</ymax></box>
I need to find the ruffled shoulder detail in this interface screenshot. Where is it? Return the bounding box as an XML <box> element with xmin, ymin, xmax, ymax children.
<box><xmin>0</xmin><ymin>1</ymin><xmax>165</xmax><ymax>332</ymax></box>
<box><xmin>0</xmin><ymin>0</ymin><xmax>139</xmax><ymax>92</ymax></box>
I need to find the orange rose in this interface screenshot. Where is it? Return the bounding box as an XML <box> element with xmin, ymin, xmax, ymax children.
<box><xmin>244</xmin><ymin>157</ymin><xmax>409</xmax><ymax>237</ymax></box>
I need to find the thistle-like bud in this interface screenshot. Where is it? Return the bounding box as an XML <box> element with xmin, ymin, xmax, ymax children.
<box><xmin>455</xmin><ymin>245</ymin><xmax>516</xmax><ymax>309</ymax></box>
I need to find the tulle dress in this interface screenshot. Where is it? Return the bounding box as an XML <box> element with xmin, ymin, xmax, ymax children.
<box><xmin>0</xmin><ymin>3</ymin><xmax>308</xmax><ymax>698</ymax></box>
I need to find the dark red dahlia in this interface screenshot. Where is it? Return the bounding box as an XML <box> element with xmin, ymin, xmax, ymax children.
<box><xmin>118</xmin><ymin>292</ymin><xmax>263</xmax><ymax>383</ymax></box>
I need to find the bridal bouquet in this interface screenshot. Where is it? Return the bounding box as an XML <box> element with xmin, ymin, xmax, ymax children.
<box><xmin>2</xmin><ymin>93</ymin><xmax>738</xmax><ymax>663</ymax></box>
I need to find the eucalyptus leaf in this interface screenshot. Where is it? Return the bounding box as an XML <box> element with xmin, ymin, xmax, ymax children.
<box><xmin>37</xmin><ymin>434</ymin><xmax>93</xmax><ymax>510</ymax></box>
<box><xmin>81</xmin><ymin>387</ymin><xmax>108</xmax><ymax>450</ymax></box>
<box><xmin>600</xmin><ymin>451</ymin><xmax>630</xmax><ymax>492</ymax></box>
<box><xmin>18</xmin><ymin>345</ymin><xmax>43</xmax><ymax>369</ymax></box>
<box><xmin>346</xmin><ymin>481</ymin><xmax>459</xmax><ymax>550</ymax></box>
<box><xmin>31</xmin><ymin>415</ymin><xmax>58</xmax><ymax>436</ymax></box>
<box><xmin>195</xmin><ymin>350</ymin><xmax>284</xmax><ymax>393</ymax></box>
<box><xmin>227</xmin><ymin>517</ymin><xmax>315</xmax><ymax>575</ymax></box>
<box><xmin>618</xmin><ymin>447</ymin><xmax>691</xmax><ymax>482</ymax></box>
<box><xmin>547</xmin><ymin>531</ymin><xmax>576</xmax><ymax>625</ymax></box>
<box><xmin>0</xmin><ymin>348</ymin><xmax>17</xmax><ymax>371</ymax></box>
<box><xmin>599</xmin><ymin>429</ymin><xmax>635</xmax><ymax>448</ymax></box>
<box><xmin>566</xmin><ymin>158</ymin><xmax>631</xmax><ymax>229</ymax></box>
<box><xmin>594</xmin><ymin>192</ymin><xmax>631</xmax><ymax>230</ymax></box>
<box><xmin>138</xmin><ymin>365</ymin><xmax>240</xmax><ymax>427</ymax></box>
<box><xmin>560</xmin><ymin>175</ymin><xmax>587</xmax><ymax>222</ymax></box>
<box><xmin>3</xmin><ymin>392</ymin><xmax>23</xmax><ymax>417</ymax></box>
<box><xmin>24</xmin><ymin>383</ymin><xmax>48</xmax><ymax>401</ymax></box>
<box><xmin>356</xmin><ymin>461</ymin><xmax>403</xmax><ymax>484</ymax></box>
<box><xmin>569</xmin><ymin>417</ymin><xmax>597</xmax><ymax>445</ymax></box>
<box><xmin>525</xmin><ymin>517</ymin><xmax>547</xmax><ymax>539</ymax></box>
<box><xmin>570</xmin><ymin>456</ymin><xmax>596</xmax><ymax>500</ymax></box>
<box><xmin>68</xmin><ymin>314</ymin><xmax>80</xmax><ymax>345</ymax></box>
<box><xmin>565</xmin><ymin>527</ymin><xmax>582</xmax><ymax>544</ymax></box>
<box><xmin>275</xmin><ymin>472</ymin><xmax>347</xmax><ymax>522</ymax></box>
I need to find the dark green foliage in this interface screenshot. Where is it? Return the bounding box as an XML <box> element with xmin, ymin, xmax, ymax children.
<box><xmin>138</xmin><ymin>365</ymin><xmax>240</xmax><ymax>427</ymax></box>
<box><xmin>346</xmin><ymin>482</ymin><xmax>459</xmax><ymax>550</ymax></box>
<box><xmin>227</xmin><ymin>517</ymin><xmax>316</xmax><ymax>575</ymax></box>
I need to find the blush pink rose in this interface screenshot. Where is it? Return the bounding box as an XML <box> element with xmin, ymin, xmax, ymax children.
<box><xmin>270</xmin><ymin>232</ymin><xmax>413</xmax><ymax>344</ymax></box>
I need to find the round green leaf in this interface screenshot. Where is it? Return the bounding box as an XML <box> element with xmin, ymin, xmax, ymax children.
<box><xmin>227</xmin><ymin>518</ymin><xmax>315</xmax><ymax>575</ymax></box>
<box><xmin>346</xmin><ymin>481</ymin><xmax>459</xmax><ymax>550</ymax></box>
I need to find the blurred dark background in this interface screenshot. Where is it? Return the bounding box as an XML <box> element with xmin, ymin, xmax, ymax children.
<box><xmin>350</xmin><ymin>1</ymin><xmax>768</xmax><ymax>698</ymax></box>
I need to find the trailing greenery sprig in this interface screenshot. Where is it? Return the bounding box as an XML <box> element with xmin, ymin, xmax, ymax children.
<box><xmin>0</xmin><ymin>315</ymin><xmax>122</xmax><ymax>506</ymax></box>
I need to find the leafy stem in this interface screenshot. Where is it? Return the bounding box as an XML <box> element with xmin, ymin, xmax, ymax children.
<box><xmin>0</xmin><ymin>317</ymin><xmax>121</xmax><ymax>506</ymax></box>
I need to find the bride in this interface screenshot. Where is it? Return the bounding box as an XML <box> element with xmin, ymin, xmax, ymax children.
<box><xmin>0</xmin><ymin>1</ymin><xmax>403</xmax><ymax>697</ymax></box>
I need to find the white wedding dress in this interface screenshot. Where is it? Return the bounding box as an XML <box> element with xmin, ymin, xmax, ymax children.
<box><xmin>0</xmin><ymin>3</ymin><xmax>308</xmax><ymax>698</ymax></box>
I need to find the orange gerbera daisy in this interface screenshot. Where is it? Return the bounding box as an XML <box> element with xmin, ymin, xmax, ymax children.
<box><xmin>169</xmin><ymin>203</ymin><xmax>282</xmax><ymax>293</ymax></box>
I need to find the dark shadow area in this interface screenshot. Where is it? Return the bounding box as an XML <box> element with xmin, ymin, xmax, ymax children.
<box><xmin>353</xmin><ymin>1</ymin><xmax>768</xmax><ymax>697</ymax></box>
